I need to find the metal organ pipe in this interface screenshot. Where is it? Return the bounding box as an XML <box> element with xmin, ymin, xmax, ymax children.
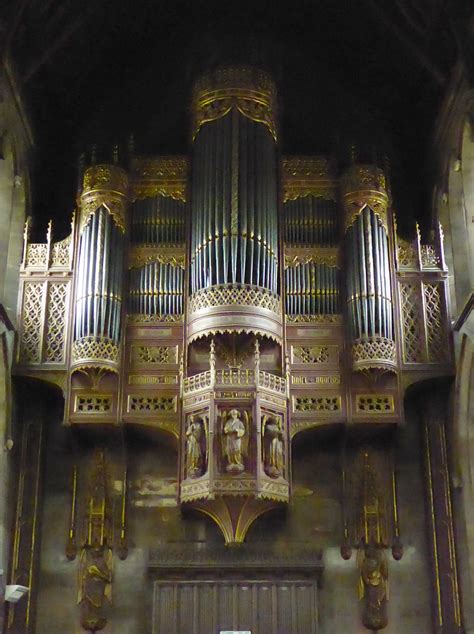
<box><xmin>74</xmin><ymin>205</ymin><xmax>124</xmax><ymax>345</ymax></box>
<box><xmin>128</xmin><ymin>193</ymin><xmax>185</xmax><ymax>317</ymax></box>
<box><xmin>190</xmin><ymin>76</ymin><xmax>279</xmax><ymax>295</ymax></box>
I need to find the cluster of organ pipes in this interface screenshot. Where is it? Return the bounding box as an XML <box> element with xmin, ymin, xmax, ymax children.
<box><xmin>285</xmin><ymin>262</ymin><xmax>340</xmax><ymax>315</ymax></box>
<box><xmin>346</xmin><ymin>206</ymin><xmax>394</xmax><ymax>340</ymax></box>
<box><xmin>284</xmin><ymin>197</ymin><xmax>338</xmax><ymax>245</ymax></box>
<box><xmin>131</xmin><ymin>196</ymin><xmax>185</xmax><ymax>245</ymax></box>
<box><xmin>74</xmin><ymin>207</ymin><xmax>124</xmax><ymax>343</ymax></box>
<box><xmin>190</xmin><ymin>111</ymin><xmax>279</xmax><ymax>294</ymax></box>
<box><xmin>129</xmin><ymin>262</ymin><xmax>184</xmax><ymax>315</ymax></box>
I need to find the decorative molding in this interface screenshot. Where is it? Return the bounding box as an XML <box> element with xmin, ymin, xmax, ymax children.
<box><xmin>351</xmin><ymin>338</ymin><xmax>397</xmax><ymax>373</ymax></box>
<box><xmin>80</xmin><ymin>165</ymin><xmax>129</xmax><ymax>233</ymax></box>
<box><xmin>291</xmin><ymin>374</ymin><xmax>340</xmax><ymax>385</ymax></box>
<box><xmin>291</xmin><ymin>344</ymin><xmax>338</xmax><ymax>364</ymax></box>
<box><xmin>127</xmin><ymin>395</ymin><xmax>177</xmax><ymax>413</ymax></box>
<box><xmin>74</xmin><ymin>395</ymin><xmax>112</xmax><ymax>414</ymax></box>
<box><xmin>292</xmin><ymin>395</ymin><xmax>341</xmax><ymax>412</ymax></box>
<box><xmin>189</xmin><ymin>284</ymin><xmax>280</xmax><ymax>314</ymax></box>
<box><xmin>128</xmin><ymin>245</ymin><xmax>185</xmax><ymax>269</ymax></box>
<box><xmin>284</xmin><ymin>247</ymin><xmax>340</xmax><ymax>268</ymax></box>
<box><xmin>128</xmin><ymin>374</ymin><xmax>178</xmax><ymax>385</ymax></box>
<box><xmin>127</xmin><ymin>313</ymin><xmax>184</xmax><ymax>324</ymax></box>
<box><xmin>131</xmin><ymin>345</ymin><xmax>178</xmax><ymax>364</ymax></box>
<box><xmin>282</xmin><ymin>156</ymin><xmax>337</xmax><ymax>202</ymax></box>
<box><xmin>286</xmin><ymin>313</ymin><xmax>342</xmax><ymax>324</ymax></box>
<box><xmin>130</xmin><ymin>156</ymin><xmax>188</xmax><ymax>202</ymax></box>
<box><xmin>192</xmin><ymin>66</ymin><xmax>278</xmax><ymax>142</ymax></box>
<box><xmin>341</xmin><ymin>164</ymin><xmax>389</xmax><ymax>232</ymax></box>
<box><xmin>355</xmin><ymin>394</ymin><xmax>395</xmax><ymax>414</ymax></box>
<box><xmin>71</xmin><ymin>337</ymin><xmax>120</xmax><ymax>372</ymax></box>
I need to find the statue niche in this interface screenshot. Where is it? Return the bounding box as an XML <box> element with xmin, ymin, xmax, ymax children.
<box><xmin>221</xmin><ymin>408</ymin><xmax>249</xmax><ymax>474</ymax></box>
<box><xmin>185</xmin><ymin>413</ymin><xmax>208</xmax><ymax>478</ymax></box>
<box><xmin>262</xmin><ymin>414</ymin><xmax>284</xmax><ymax>478</ymax></box>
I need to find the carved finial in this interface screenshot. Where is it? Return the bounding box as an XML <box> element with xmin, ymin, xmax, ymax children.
<box><xmin>254</xmin><ymin>338</ymin><xmax>260</xmax><ymax>367</ymax></box>
<box><xmin>415</xmin><ymin>222</ymin><xmax>421</xmax><ymax>241</ymax></box>
<box><xmin>113</xmin><ymin>144</ymin><xmax>119</xmax><ymax>165</ymax></box>
<box><xmin>350</xmin><ymin>144</ymin><xmax>357</xmax><ymax>164</ymax></box>
<box><xmin>210</xmin><ymin>339</ymin><xmax>216</xmax><ymax>369</ymax></box>
<box><xmin>128</xmin><ymin>134</ymin><xmax>135</xmax><ymax>156</ymax></box>
<box><xmin>46</xmin><ymin>219</ymin><xmax>53</xmax><ymax>244</ymax></box>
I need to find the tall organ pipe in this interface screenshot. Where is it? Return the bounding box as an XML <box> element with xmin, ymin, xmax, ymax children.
<box><xmin>190</xmin><ymin>79</ymin><xmax>279</xmax><ymax>295</ymax></box>
<box><xmin>341</xmin><ymin>163</ymin><xmax>396</xmax><ymax>372</ymax></box>
<box><xmin>74</xmin><ymin>207</ymin><xmax>124</xmax><ymax>343</ymax></box>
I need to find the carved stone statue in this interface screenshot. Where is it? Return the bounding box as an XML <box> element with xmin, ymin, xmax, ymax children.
<box><xmin>357</xmin><ymin>542</ymin><xmax>389</xmax><ymax>631</ymax></box>
<box><xmin>185</xmin><ymin>414</ymin><xmax>206</xmax><ymax>478</ymax></box>
<box><xmin>78</xmin><ymin>546</ymin><xmax>113</xmax><ymax>632</ymax></box>
<box><xmin>263</xmin><ymin>415</ymin><xmax>284</xmax><ymax>478</ymax></box>
<box><xmin>223</xmin><ymin>409</ymin><xmax>247</xmax><ymax>473</ymax></box>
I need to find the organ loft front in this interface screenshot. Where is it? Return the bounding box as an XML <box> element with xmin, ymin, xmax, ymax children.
<box><xmin>10</xmin><ymin>66</ymin><xmax>458</xmax><ymax>633</ymax></box>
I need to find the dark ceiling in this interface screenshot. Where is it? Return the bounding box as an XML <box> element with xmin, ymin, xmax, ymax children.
<box><xmin>2</xmin><ymin>0</ymin><xmax>470</xmax><ymax>238</ymax></box>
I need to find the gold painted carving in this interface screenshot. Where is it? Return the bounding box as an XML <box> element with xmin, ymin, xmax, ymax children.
<box><xmin>292</xmin><ymin>374</ymin><xmax>340</xmax><ymax>385</ymax></box>
<box><xmin>286</xmin><ymin>313</ymin><xmax>342</xmax><ymax>324</ymax></box>
<box><xmin>284</xmin><ymin>247</ymin><xmax>340</xmax><ymax>268</ymax></box>
<box><xmin>75</xmin><ymin>395</ymin><xmax>112</xmax><ymax>414</ymax></box>
<box><xmin>189</xmin><ymin>284</ymin><xmax>280</xmax><ymax>314</ymax></box>
<box><xmin>81</xmin><ymin>165</ymin><xmax>129</xmax><ymax>233</ymax></box>
<box><xmin>80</xmin><ymin>194</ymin><xmax>127</xmax><ymax>234</ymax></box>
<box><xmin>128</xmin><ymin>375</ymin><xmax>178</xmax><ymax>385</ymax></box>
<box><xmin>20</xmin><ymin>282</ymin><xmax>44</xmax><ymax>363</ymax></box>
<box><xmin>131</xmin><ymin>345</ymin><xmax>178</xmax><ymax>364</ymax></box>
<box><xmin>130</xmin><ymin>156</ymin><xmax>188</xmax><ymax>202</ymax></box>
<box><xmin>282</xmin><ymin>156</ymin><xmax>337</xmax><ymax>202</ymax></box>
<box><xmin>355</xmin><ymin>395</ymin><xmax>395</xmax><ymax>414</ymax></box>
<box><xmin>71</xmin><ymin>337</ymin><xmax>120</xmax><ymax>371</ymax></box>
<box><xmin>128</xmin><ymin>395</ymin><xmax>177</xmax><ymax>413</ymax></box>
<box><xmin>129</xmin><ymin>245</ymin><xmax>185</xmax><ymax>269</ymax></box>
<box><xmin>423</xmin><ymin>283</ymin><xmax>449</xmax><ymax>363</ymax></box>
<box><xmin>292</xmin><ymin>345</ymin><xmax>338</xmax><ymax>364</ymax></box>
<box><xmin>192</xmin><ymin>66</ymin><xmax>278</xmax><ymax>142</ymax></box>
<box><xmin>293</xmin><ymin>395</ymin><xmax>341</xmax><ymax>412</ymax></box>
<box><xmin>127</xmin><ymin>313</ymin><xmax>184</xmax><ymax>324</ymax></box>
<box><xmin>341</xmin><ymin>164</ymin><xmax>388</xmax><ymax>232</ymax></box>
<box><xmin>399</xmin><ymin>283</ymin><xmax>425</xmax><ymax>363</ymax></box>
<box><xmin>352</xmin><ymin>338</ymin><xmax>397</xmax><ymax>372</ymax></box>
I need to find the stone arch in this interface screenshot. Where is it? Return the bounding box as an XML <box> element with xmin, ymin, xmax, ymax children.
<box><xmin>435</xmin><ymin>83</ymin><xmax>474</xmax><ymax>316</ymax></box>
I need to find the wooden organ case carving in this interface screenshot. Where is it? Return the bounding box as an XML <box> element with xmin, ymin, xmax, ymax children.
<box><xmin>14</xmin><ymin>65</ymin><xmax>454</xmax><ymax>632</ymax></box>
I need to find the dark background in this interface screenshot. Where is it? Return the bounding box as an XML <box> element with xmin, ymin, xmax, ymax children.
<box><xmin>3</xmin><ymin>0</ymin><xmax>465</xmax><ymax>238</ymax></box>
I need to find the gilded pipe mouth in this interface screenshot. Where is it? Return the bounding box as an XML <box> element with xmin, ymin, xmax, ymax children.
<box><xmin>191</xmin><ymin>66</ymin><xmax>278</xmax><ymax>142</ymax></box>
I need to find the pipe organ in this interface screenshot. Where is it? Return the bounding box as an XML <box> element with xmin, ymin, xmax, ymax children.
<box><xmin>16</xmin><ymin>66</ymin><xmax>453</xmax><ymax>547</ymax></box>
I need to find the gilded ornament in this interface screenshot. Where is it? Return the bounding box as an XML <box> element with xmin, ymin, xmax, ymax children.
<box><xmin>129</xmin><ymin>245</ymin><xmax>185</xmax><ymax>269</ymax></box>
<box><xmin>192</xmin><ymin>66</ymin><xmax>278</xmax><ymax>142</ymax></box>
<box><xmin>130</xmin><ymin>156</ymin><xmax>188</xmax><ymax>202</ymax></box>
<box><xmin>341</xmin><ymin>164</ymin><xmax>389</xmax><ymax>232</ymax></box>
<box><xmin>282</xmin><ymin>156</ymin><xmax>337</xmax><ymax>202</ymax></box>
<box><xmin>284</xmin><ymin>247</ymin><xmax>340</xmax><ymax>269</ymax></box>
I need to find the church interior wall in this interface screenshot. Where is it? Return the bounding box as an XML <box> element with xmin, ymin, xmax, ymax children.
<box><xmin>29</xmin><ymin>388</ymin><xmax>433</xmax><ymax>634</ymax></box>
